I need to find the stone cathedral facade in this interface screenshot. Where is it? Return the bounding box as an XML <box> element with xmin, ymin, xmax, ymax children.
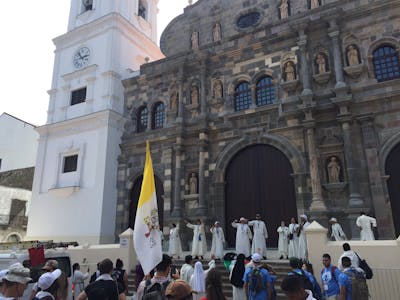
<box><xmin>115</xmin><ymin>0</ymin><xmax>400</xmax><ymax>248</ymax></box>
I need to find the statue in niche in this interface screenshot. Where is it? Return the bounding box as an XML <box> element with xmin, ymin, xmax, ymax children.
<box><xmin>189</xmin><ymin>173</ymin><xmax>198</xmax><ymax>194</ymax></box>
<box><xmin>284</xmin><ymin>61</ymin><xmax>296</xmax><ymax>81</ymax></box>
<box><xmin>170</xmin><ymin>92</ymin><xmax>178</xmax><ymax>111</ymax></box>
<box><xmin>213</xmin><ymin>80</ymin><xmax>223</xmax><ymax>98</ymax></box>
<box><xmin>311</xmin><ymin>0</ymin><xmax>320</xmax><ymax>9</ymax></box>
<box><xmin>347</xmin><ymin>45</ymin><xmax>360</xmax><ymax>66</ymax></box>
<box><xmin>280</xmin><ymin>0</ymin><xmax>289</xmax><ymax>19</ymax></box>
<box><xmin>191</xmin><ymin>31</ymin><xmax>199</xmax><ymax>50</ymax></box>
<box><xmin>191</xmin><ymin>86</ymin><xmax>199</xmax><ymax>105</ymax></box>
<box><xmin>327</xmin><ymin>157</ymin><xmax>341</xmax><ymax>183</ymax></box>
<box><xmin>213</xmin><ymin>23</ymin><xmax>222</xmax><ymax>42</ymax></box>
<box><xmin>316</xmin><ymin>53</ymin><xmax>327</xmax><ymax>74</ymax></box>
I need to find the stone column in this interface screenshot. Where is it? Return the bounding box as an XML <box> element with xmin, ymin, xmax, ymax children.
<box><xmin>341</xmin><ymin>120</ymin><xmax>364</xmax><ymax>207</ymax></box>
<box><xmin>306</xmin><ymin>125</ymin><xmax>327</xmax><ymax>211</ymax></box>
<box><xmin>172</xmin><ymin>138</ymin><xmax>183</xmax><ymax>216</ymax></box>
<box><xmin>297</xmin><ymin>32</ymin><xmax>312</xmax><ymax>97</ymax></box>
<box><xmin>251</xmin><ymin>85</ymin><xmax>257</xmax><ymax>108</ymax></box>
<box><xmin>197</xmin><ymin>133</ymin><xmax>208</xmax><ymax>215</ymax></box>
<box><xmin>178</xmin><ymin>67</ymin><xmax>184</xmax><ymax>120</ymax></box>
<box><xmin>328</xmin><ymin>24</ymin><xmax>346</xmax><ymax>89</ymax></box>
<box><xmin>200</xmin><ymin>63</ymin><xmax>207</xmax><ymax>116</ymax></box>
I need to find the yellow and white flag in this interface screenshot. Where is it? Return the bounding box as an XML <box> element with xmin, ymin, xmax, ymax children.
<box><xmin>133</xmin><ymin>141</ymin><xmax>162</xmax><ymax>275</ymax></box>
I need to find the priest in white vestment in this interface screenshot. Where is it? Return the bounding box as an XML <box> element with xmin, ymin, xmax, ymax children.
<box><xmin>231</xmin><ymin>217</ymin><xmax>252</xmax><ymax>257</ymax></box>
<box><xmin>185</xmin><ymin>219</ymin><xmax>207</xmax><ymax>259</ymax></box>
<box><xmin>356</xmin><ymin>212</ymin><xmax>377</xmax><ymax>241</ymax></box>
<box><xmin>277</xmin><ymin>221</ymin><xmax>289</xmax><ymax>259</ymax></box>
<box><xmin>297</xmin><ymin>215</ymin><xmax>310</xmax><ymax>260</ymax></box>
<box><xmin>168</xmin><ymin>223</ymin><xmax>183</xmax><ymax>258</ymax></box>
<box><xmin>248</xmin><ymin>214</ymin><xmax>269</xmax><ymax>258</ymax></box>
<box><xmin>210</xmin><ymin>221</ymin><xmax>225</xmax><ymax>259</ymax></box>
<box><xmin>329</xmin><ymin>218</ymin><xmax>347</xmax><ymax>241</ymax></box>
<box><xmin>288</xmin><ymin>217</ymin><xmax>299</xmax><ymax>258</ymax></box>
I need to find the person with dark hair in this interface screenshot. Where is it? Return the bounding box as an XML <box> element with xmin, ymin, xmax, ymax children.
<box><xmin>181</xmin><ymin>255</ymin><xmax>194</xmax><ymax>283</ymax></box>
<box><xmin>134</xmin><ymin>261</ymin><xmax>144</xmax><ymax>290</ymax></box>
<box><xmin>89</xmin><ymin>263</ymin><xmax>100</xmax><ymax>283</ymax></box>
<box><xmin>338</xmin><ymin>256</ymin><xmax>368</xmax><ymax>300</ymax></box>
<box><xmin>337</xmin><ymin>243</ymin><xmax>359</xmax><ymax>270</ymax></box>
<box><xmin>356</xmin><ymin>211</ymin><xmax>377</xmax><ymax>241</ymax></box>
<box><xmin>200</xmin><ymin>268</ymin><xmax>226</xmax><ymax>300</ymax></box>
<box><xmin>72</xmin><ymin>263</ymin><xmax>89</xmax><ymax>298</ymax></box>
<box><xmin>112</xmin><ymin>259</ymin><xmax>128</xmax><ymax>294</ymax></box>
<box><xmin>281</xmin><ymin>275</ymin><xmax>317</xmax><ymax>300</ymax></box>
<box><xmin>76</xmin><ymin>258</ymin><xmax>125</xmax><ymax>300</ymax></box>
<box><xmin>320</xmin><ymin>254</ymin><xmax>341</xmax><ymax>300</ymax></box>
<box><xmin>165</xmin><ymin>279</ymin><xmax>194</xmax><ymax>300</ymax></box>
<box><xmin>185</xmin><ymin>219</ymin><xmax>207</xmax><ymax>260</ymax></box>
<box><xmin>35</xmin><ymin>269</ymin><xmax>62</xmax><ymax>299</ymax></box>
<box><xmin>229</xmin><ymin>253</ymin><xmax>246</xmax><ymax>300</ymax></box>
<box><xmin>289</xmin><ymin>258</ymin><xmax>322</xmax><ymax>300</ymax></box>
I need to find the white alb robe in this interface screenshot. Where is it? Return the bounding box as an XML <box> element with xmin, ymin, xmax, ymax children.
<box><xmin>187</xmin><ymin>223</ymin><xmax>207</xmax><ymax>256</ymax></box>
<box><xmin>331</xmin><ymin>223</ymin><xmax>346</xmax><ymax>241</ymax></box>
<box><xmin>288</xmin><ymin>223</ymin><xmax>299</xmax><ymax>258</ymax></box>
<box><xmin>169</xmin><ymin>225</ymin><xmax>183</xmax><ymax>258</ymax></box>
<box><xmin>180</xmin><ymin>263</ymin><xmax>194</xmax><ymax>283</ymax></box>
<box><xmin>337</xmin><ymin>250</ymin><xmax>360</xmax><ymax>270</ymax></box>
<box><xmin>210</xmin><ymin>227</ymin><xmax>225</xmax><ymax>259</ymax></box>
<box><xmin>277</xmin><ymin>225</ymin><xmax>289</xmax><ymax>257</ymax></box>
<box><xmin>231</xmin><ymin>222</ymin><xmax>252</xmax><ymax>257</ymax></box>
<box><xmin>248</xmin><ymin>220</ymin><xmax>268</xmax><ymax>257</ymax></box>
<box><xmin>297</xmin><ymin>221</ymin><xmax>310</xmax><ymax>260</ymax></box>
<box><xmin>356</xmin><ymin>215</ymin><xmax>377</xmax><ymax>241</ymax></box>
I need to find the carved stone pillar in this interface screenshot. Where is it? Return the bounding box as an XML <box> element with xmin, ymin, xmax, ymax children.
<box><xmin>297</xmin><ymin>32</ymin><xmax>312</xmax><ymax>97</ymax></box>
<box><xmin>328</xmin><ymin>25</ymin><xmax>346</xmax><ymax>89</ymax></box>
<box><xmin>341</xmin><ymin>120</ymin><xmax>364</xmax><ymax>207</ymax></box>
<box><xmin>306</xmin><ymin>125</ymin><xmax>327</xmax><ymax>211</ymax></box>
<box><xmin>178</xmin><ymin>67</ymin><xmax>184</xmax><ymax>120</ymax></box>
<box><xmin>197</xmin><ymin>133</ymin><xmax>208</xmax><ymax>215</ymax></box>
<box><xmin>172</xmin><ymin>138</ymin><xmax>183</xmax><ymax>216</ymax></box>
<box><xmin>251</xmin><ymin>85</ymin><xmax>257</xmax><ymax>108</ymax></box>
<box><xmin>200</xmin><ymin>63</ymin><xmax>207</xmax><ymax>116</ymax></box>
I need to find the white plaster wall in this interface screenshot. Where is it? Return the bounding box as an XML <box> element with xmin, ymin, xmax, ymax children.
<box><xmin>0</xmin><ymin>114</ymin><xmax>38</xmax><ymax>172</ymax></box>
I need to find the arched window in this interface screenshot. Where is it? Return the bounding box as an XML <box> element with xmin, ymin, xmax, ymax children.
<box><xmin>152</xmin><ymin>102</ymin><xmax>165</xmax><ymax>129</ymax></box>
<box><xmin>256</xmin><ymin>76</ymin><xmax>275</xmax><ymax>106</ymax></box>
<box><xmin>234</xmin><ymin>82</ymin><xmax>252</xmax><ymax>111</ymax></box>
<box><xmin>373</xmin><ymin>45</ymin><xmax>400</xmax><ymax>82</ymax></box>
<box><xmin>137</xmin><ymin>106</ymin><xmax>148</xmax><ymax>133</ymax></box>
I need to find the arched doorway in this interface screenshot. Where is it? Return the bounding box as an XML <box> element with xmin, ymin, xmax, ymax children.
<box><xmin>225</xmin><ymin>144</ymin><xmax>298</xmax><ymax>248</ymax></box>
<box><xmin>129</xmin><ymin>175</ymin><xmax>164</xmax><ymax>230</ymax></box>
<box><xmin>385</xmin><ymin>143</ymin><xmax>400</xmax><ymax>237</ymax></box>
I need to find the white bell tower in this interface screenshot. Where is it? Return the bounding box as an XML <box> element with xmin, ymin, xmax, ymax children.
<box><xmin>27</xmin><ymin>0</ymin><xmax>163</xmax><ymax>244</ymax></box>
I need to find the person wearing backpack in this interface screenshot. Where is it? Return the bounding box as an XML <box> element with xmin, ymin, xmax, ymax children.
<box><xmin>320</xmin><ymin>254</ymin><xmax>342</xmax><ymax>300</ymax></box>
<box><xmin>243</xmin><ymin>253</ymin><xmax>272</xmax><ymax>300</ymax></box>
<box><xmin>338</xmin><ymin>256</ymin><xmax>368</xmax><ymax>300</ymax></box>
<box><xmin>112</xmin><ymin>259</ymin><xmax>128</xmax><ymax>294</ymax></box>
<box><xmin>288</xmin><ymin>258</ymin><xmax>322</xmax><ymax>300</ymax></box>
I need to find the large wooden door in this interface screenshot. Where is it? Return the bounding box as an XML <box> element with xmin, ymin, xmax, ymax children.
<box><xmin>225</xmin><ymin>144</ymin><xmax>297</xmax><ymax>248</ymax></box>
<box><xmin>129</xmin><ymin>175</ymin><xmax>164</xmax><ymax>229</ymax></box>
<box><xmin>385</xmin><ymin>143</ymin><xmax>400</xmax><ymax>237</ymax></box>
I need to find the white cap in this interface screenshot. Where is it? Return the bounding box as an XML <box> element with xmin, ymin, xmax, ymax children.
<box><xmin>38</xmin><ymin>269</ymin><xmax>62</xmax><ymax>290</ymax></box>
<box><xmin>300</xmin><ymin>214</ymin><xmax>308</xmax><ymax>221</ymax></box>
<box><xmin>0</xmin><ymin>269</ymin><xmax>8</xmax><ymax>282</ymax></box>
<box><xmin>4</xmin><ymin>263</ymin><xmax>31</xmax><ymax>284</ymax></box>
<box><xmin>239</xmin><ymin>217</ymin><xmax>246</xmax><ymax>222</ymax></box>
<box><xmin>252</xmin><ymin>253</ymin><xmax>262</xmax><ymax>263</ymax></box>
<box><xmin>330</xmin><ymin>217</ymin><xmax>337</xmax><ymax>222</ymax></box>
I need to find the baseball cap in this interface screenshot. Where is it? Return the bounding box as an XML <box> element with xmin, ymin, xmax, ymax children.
<box><xmin>165</xmin><ymin>279</ymin><xmax>195</xmax><ymax>299</ymax></box>
<box><xmin>38</xmin><ymin>269</ymin><xmax>62</xmax><ymax>290</ymax></box>
<box><xmin>4</xmin><ymin>263</ymin><xmax>32</xmax><ymax>284</ymax></box>
<box><xmin>252</xmin><ymin>253</ymin><xmax>262</xmax><ymax>263</ymax></box>
<box><xmin>329</xmin><ymin>217</ymin><xmax>337</xmax><ymax>222</ymax></box>
<box><xmin>42</xmin><ymin>260</ymin><xmax>59</xmax><ymax>271</ymax></box>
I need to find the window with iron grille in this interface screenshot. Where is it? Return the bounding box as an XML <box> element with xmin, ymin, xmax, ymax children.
<box><xmin>234</xmin><ymin>82</ymin><xmax>252</xmax><ymax>111</ymax></box>
<box><xmin>70</xmin><ymin>87</ymin><xmax>86</xmax><ymax>106</ymax></box>
<box><xmin>63</xmin><ymin>155</ymin><xmax>78</xmax><ymax>173</ymax></box>
<box><xmin>373</xmin><ymin>45</ymin><xmax>400</xmax><ymax>82</ymax></box>
<box><xmin>137</xmin><ymin>106</ymin><xmax>148</xmax><ymax>133</ymax></box>
<box><xmin>256</xmin><ymin>76</ymin><xmax>275</xmax><ymax>106</ymax></box>
<box><xmin>152</xmin><ymin>102</ymin><xmax>165</xmax><ymax>129</ymax></box>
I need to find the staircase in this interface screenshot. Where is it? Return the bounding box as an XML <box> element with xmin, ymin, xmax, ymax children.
<box><xmin>127</xmin><ymin>259</ymin><xmax>292</xmax><ymax>299</ymax></box>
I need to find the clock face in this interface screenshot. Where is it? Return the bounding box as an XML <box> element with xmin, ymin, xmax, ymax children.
<box><xmin>73</xmin><ymin>47</ymin><xmax>91</xmax><ymax>69</ymax></box>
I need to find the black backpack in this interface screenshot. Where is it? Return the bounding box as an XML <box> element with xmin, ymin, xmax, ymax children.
<box><xmin>142</xmin><ymin>279</ymin><xmax>170</xmax><ymax>300</ymax></box>
<box><xmin>356</xmin><ymin>253</ymin><xmax>373</xmax><ymax>279</ymax></box>
<box><xmin>290</xmin><ymin>270</ymin><xmax>315</xmax><ymax>295</ymax></box>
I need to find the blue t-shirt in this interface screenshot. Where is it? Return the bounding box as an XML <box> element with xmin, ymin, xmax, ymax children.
<box><xmin>338</xmin><ymin>270</ymin><xmax>352</xmax><ymax>300</ymax></box>
<box><xmin>243</xmin><ymin>267</ymin><xmax>272</xmax><ymax>300</ymax></box>
<box><xmin>321</xmin><ymin>265</ymin><xmax>341</xmax><ymax>297</ymax></box>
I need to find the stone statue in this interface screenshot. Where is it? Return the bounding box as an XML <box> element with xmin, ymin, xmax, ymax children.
<box><xmin>170</xmin><ymin>92</ymin><xmax>178</xmax><ymax>111</ymax></box>
<box><xmin>213</xmin><ymin>23</ymin><xmax>221</xmax><ymax>42</ymax></box>
<box><xmin>347</xmin><ymin>45</ymin><xmax>360</xmax><ymax>66</ymax></box>
<box><xmin>189</xmin><ymin>173</ymin><xmax>198</xmax><ymax>194</ymax></box>
<box><xmin>191</xmin><ymin>86</ymin><xmax>199</xmax><ymax>105</ymax></box>
<box><xmin>191</xmin><ymin>31</ymin><xmax>199</xmax><ymax>50</ymax></box>
<box><xmin>327</xmin><ymin>157</ymin><xmax>341</xmax><ymax>183</ymax></box>
<box><xmin>316</xmin><ymin>54</ymin><xmax>327</xmax><ymax>74</ymax></box>
<box><xmin>213</xmin><ymin>80</ymin><xmax>223</xmax><ymax>98</ymax></box>
<box><xmin>284</xmin><ymin>62</ymin><xmax>296</xmax><ymax>81</ymax></box>
<box><xmin>311</xmin><ymin>0</ymin><xmax>320</xmax><ymax>9</ymax></box>
<box><xmin>280</xmin><ymin>0</ymin><xmax>289</xmax><ymax>19</ymax></box>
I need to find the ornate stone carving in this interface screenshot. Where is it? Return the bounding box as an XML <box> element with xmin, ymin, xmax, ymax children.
<box><xmin>170</xmin><ymin>91</ymin><xmax>178</xmax><ymax>111</ymax></box>
<box><xmin>343</xmin><ymin>44</ymin><xmax>364</xmax><ymax>78</ymax></box>
<box><xmin>213</xmin><ymin>23</ymin><xmax>221</xmax><ymax>42</ymax></box>
<box><xmin>311</xmin><ymin>0</ymin><xmax>320</xmax><ymax>9</ymax></box>
<box><xmin>213</xmin><ymin>80</ymin><xmax>223</xmax><ymax>99</ymax></box>
<box><xmin>327</xmin><ymin>156</ymin><xmax>341</xmax><ymax>183</ymax></box>
<box><xmin>347</xmin><ymin>45</ymin><xmax>360</xmax><ymax>66</ymax></box>
<box><xmin>189</xmin><ymin>172</ymin><xmax>198</xmax><ymax>194</ymax></box>
<box><xmin>191</xmin><ymin>31</ymin><xmax>199</xmax><ymax>50</ymax></box>
<box><xmin>280</xmin><ymin>0</ymin><xmax>289</xmax><ymax>19</ymax></box>
<box><xmin>284</xmin><ymin>61</ymin><xmax>296</xmax><ymax>81</ymax></box>
<box><xmin>316</xmin><ymin>53</ymin><xmax>328</xmax><ymax>74</ymax></box>
<box><xmin>191</xmin><ymin>86</ymin><xmax>199</xmax><ymax>105</ymax></box>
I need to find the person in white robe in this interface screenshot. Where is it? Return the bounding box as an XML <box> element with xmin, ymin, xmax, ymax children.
<box><xmin>210</xmin><ymin>221</ymin><xmax>225</xmax><ymax>260</ymax></box>
<box><xmin>356</xmin><ymin>212</ymin><xmax>377</xmax><ymax>241</ymax></box>
<box><xmin>297</xmin><ymin>215</ymin><xmax>310</xmax><ymax>261</ymax></box>
<box><xmin>337</xmin><ymin>243</ymin><xmax>360</xmax><ymax>270</ymax></box>
<box><xmin>231</xmin><ymin>217</ymin><xmax>252</xmax><ymax>258</ymax></box>
<box><xmin>277</xmin><ymin>221</ymin><xmax>289</xmax><ymax>259</ymax></box>
<box><xmin>168</xmin><ymin>223</ymin><xmax>183</xmax><ymax>258</ymax></box>
<box><xmin>180</xmin><ymin>255</ymin><xmax>194</xmax><ymax>283</ymax></box>
<box><xmin>190</xmin><ymin>261</ymin><xmax>206</xmax><ymax>300</ymax></box>
<box><xmin>248</xmin><ymin>213</ymin><xmax>269</xmax><ymax>258</ymax></box>
<box><xmin>288</xmin><ymin>217</ymin><xmax>299</xmax><ymax>258</ymax></box>
<box><xmin>72</xmin><ymin>263</ymin><xmax>89</xmax><ymax>298</ymax></box>
<box><xmin>329</xmin><ymin>218</ymin><xmax>347</xmax><ymax>241</ymax></box>
<box><xmin>185</xmin><ymin>219</ymin><xmax>207</xmax><ymax>259</ymax></box>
